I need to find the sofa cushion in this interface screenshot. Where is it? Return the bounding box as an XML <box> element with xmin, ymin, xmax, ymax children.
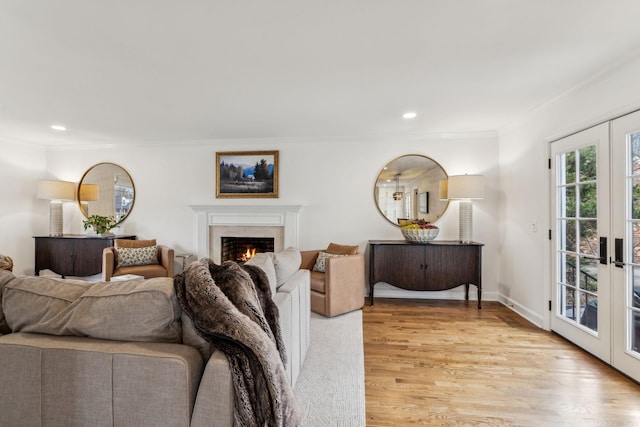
<box><xmin>245</xmin><ymin>253</ymin><xmax>277</xmax><ymax>296</ymax></box>
<box><xmin>3</xmin><ymin>276</ymin><xmax>181</xmax><ymax>343</ymax></box>
<box><xmin>309</xmin><ymin>271</ymin><xmax>326</xmax><ymax>293</ymax></box>
<box><xmin>115</xmin><ymin>239</ymin><xmax>156</xmax><ymax>248</ymax></box>
<box><xmin>272</xmin><ymin>247</ymin><xmax>302</xmax><ymax>288</ymax></box>
<box><xmin>326</xmin><ymin>242</ymin><xmax>359</xmax><ymax>255</ymax></box>
<box><xmin>114</xmin><ymin>264</ymin><xmax>168</xmax><ymax>278</ymax></box>
<box><xmin>0</xmin><ymin>332</ymin><xmax>203</xmax><ymax>427</ymax></box>
<box><xmin>312</xmin><ymin>251</ymin><xmax>346</xmax><ymax>273</ymax></box>
<box><xmin>0</xmin><ymin>270</ymin><xmax>14</xmax><ymax>334</ymax></box>
<box><xmin>3</xmin><ymin>276</ymin><xmax>91</xmax><ymax>334</ymax></box>
<box><xmin>115</xmin><ymin>245</ymin><xmax>159</xmax><ymax>268</ymax></box>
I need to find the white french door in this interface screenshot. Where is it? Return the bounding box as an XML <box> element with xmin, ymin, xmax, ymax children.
<box><xmin>611</xmin><ymin>110</ymin><xmax>640</xmax><ymax>383</ymax></box>
<box><xmin>550</xmin><ymin>123</ymin><xmax>611</xmax><ymax>362</ymax></box>
<box><xmin>551</xmin><ymin>113</ymin><xmax>640</xmax><ymax>382</ymax></box>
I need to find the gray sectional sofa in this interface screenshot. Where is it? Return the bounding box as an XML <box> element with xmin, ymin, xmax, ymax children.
<box><xmin>0</xmin><ymin>248</ymin><xmax>310</xmax><ymax>427</ymax></box>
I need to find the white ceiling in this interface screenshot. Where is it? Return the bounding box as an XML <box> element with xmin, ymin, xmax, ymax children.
<box><xmin>2</xmin><ymin>1</ymin><xmax>640</xmax><ymax>147</ymax></box>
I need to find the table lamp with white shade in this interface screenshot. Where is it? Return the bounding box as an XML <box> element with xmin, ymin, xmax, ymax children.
<box><xmin>439</xmin><ymin>179</ymin><xmax>449</xmax><ymax>201</ymax></box>
<box><xmin>78</xmin><ymin>183</ymin><xmax>99</xmax><ymax>216</ymax></box>
<box><xmin>447</xmin><ymin>175</ymin><xmax>485</xmax><ymax>243</ymax></box>
<box><xmin>37</xmin><ymin>180</ymin><xmax>76</xmax><ymax>236</ymax></box>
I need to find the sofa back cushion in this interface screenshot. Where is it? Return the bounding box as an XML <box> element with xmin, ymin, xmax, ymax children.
<box><xmin>244</xmin><ymin>252</ymin><xmax>277</xmax><ymax>296</ymax></box>
<box><xmin>3</xmin><ymin>276</ymin><xmax>90</xmax><ymax>334</ymax></box>
<box><xmin>326</xmin><ymin>242</ymin><xmax>359</xmax><ymax>255</ymax></box>
<box><xmin>272</xmin><ymin>247</ymin><xmax>302</xmax><ymax>288</ymax></box>
<box><xmin>2</xmin><ymin>276</ymin><xmax>181</xmax><ymax>343</ymax></box>
<box><xmin>115</xmin><ymin>239</ymin><xmax>156</xmax><ymax>248</ymax></box>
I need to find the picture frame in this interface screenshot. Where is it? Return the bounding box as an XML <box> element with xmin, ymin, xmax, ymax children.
<box><xmin>418</xmin><ymin>192</ymin><xmax>429</xmax><ymax>214</ymax></box>
<box><xmin>216</xmin><ymin>151</ymin><xmax>279</xmax><ymax>198</ymax></box>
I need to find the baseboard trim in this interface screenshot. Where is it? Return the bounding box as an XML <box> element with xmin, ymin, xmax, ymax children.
<box><xmin>497</xmin><ymin>294</ymin><xmax>544</xmax><ymax>328</ymax></box>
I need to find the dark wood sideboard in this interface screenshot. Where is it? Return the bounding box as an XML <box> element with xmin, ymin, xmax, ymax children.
<box><xmin>34</xmin><ymin>235</ymin><xmax>136</xmax><ymax>277</ymax></box>
<box><xmin>368</xmin><ymin>240</ymin><xmax>484</xmax><ymax>308</ymax></box>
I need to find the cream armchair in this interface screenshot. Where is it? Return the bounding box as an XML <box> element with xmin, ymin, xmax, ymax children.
<box><xmin>300</xmin><ymin>243</ymin><xmax>365</xmax><ymax>317</ymax></box>
<box><xmin>102</xmin><ymin>239</ymin><xmax>174</xmax><ymax>281</ymax></box>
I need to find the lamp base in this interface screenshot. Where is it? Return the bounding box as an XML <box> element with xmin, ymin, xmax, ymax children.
<box><xmin>459</xmin><ymin>200</ymin><xmax>473</xmax><ymax>243</ymax></box>
<box><xmin>49</xmin><ymin>201</ymin><xmax>63</xmax><ymax>236</ymax></box>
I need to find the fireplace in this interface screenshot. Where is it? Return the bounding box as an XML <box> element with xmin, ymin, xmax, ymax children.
<box><xmin>190</xmin><ymin>205</ymin><xmax>303</xmax><ymax>264</ymax></box>
<box><xmin>221</xmin><ymin>236</ymin><xmax>275</xmax><ymax>262</ymax></box>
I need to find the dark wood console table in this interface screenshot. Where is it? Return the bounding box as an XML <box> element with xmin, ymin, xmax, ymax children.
<box><xmin>34</xmin><ymin>234</ymin><xmax>136</xmax><ymax>277</ymax></box>
<box><xmin>368</xmin><ymin>240</ymin><xmax>484</xmax><ymax>308</ymax></box>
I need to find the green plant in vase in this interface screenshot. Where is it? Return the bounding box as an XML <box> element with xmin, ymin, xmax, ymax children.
<box><xmin>82</xmin><ymin>215</ymin><xmax>117</xmax><ymax>235</ymax></box>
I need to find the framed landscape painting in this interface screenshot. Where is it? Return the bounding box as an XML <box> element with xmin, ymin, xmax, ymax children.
<box><xmin>216</xmin><ymin>150</ymin><xmax>279</xmax><ymax>198</ymax></box>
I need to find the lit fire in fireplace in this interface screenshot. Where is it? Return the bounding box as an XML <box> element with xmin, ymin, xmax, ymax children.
<box><xmin>240</xmin><ymin>247</ymin><xmax>257</xmax><ymax>262</ymax></box>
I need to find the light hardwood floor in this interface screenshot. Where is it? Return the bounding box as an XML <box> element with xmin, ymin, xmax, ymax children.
<box><xmin>363</xmin><ymin>299</ymin><xmax>640</xmax><ymax>426</ymax></box>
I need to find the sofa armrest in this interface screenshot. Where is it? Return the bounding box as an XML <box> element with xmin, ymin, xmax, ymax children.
<box><xmin>324</xmin><ymin>253</ymin><xmax>365</xmax><ymax>316</ymax></box>
<box><xmin>158</xmin><ymin>245</ymin><xmax>175</xmax><ymax>277</ymax></box>
<box><xmin>325</xmin><ymin>253</ymin><xmax>364</xmax><ymax>281</ymax></box>
<box><xmin>191</xmin><ymin>350</ymin><xmax>234</xmax><ymax>427</ymax></box>
<box><xmin>102</xmin><ymin>247</ymin><xmax>116</xmax><ymax>281</ymax></box>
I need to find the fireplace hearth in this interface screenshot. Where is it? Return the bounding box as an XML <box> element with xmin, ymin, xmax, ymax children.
<box><xmin>221</xmin><ymin>237</ymin><xmax>275</xmax><ymax>262</ymax></box>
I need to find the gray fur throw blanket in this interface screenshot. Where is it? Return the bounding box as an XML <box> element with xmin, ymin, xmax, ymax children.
<box><xmin>174</xmin><ymin>258</ymin><xmax>300</xmax><ymax>427</ymax></box>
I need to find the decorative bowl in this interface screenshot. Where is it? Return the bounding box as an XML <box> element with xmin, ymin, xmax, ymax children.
<box><xmin>401</xmin><ymin>227</ymin><xmax>439</xmax><ymax>243</ymax></box>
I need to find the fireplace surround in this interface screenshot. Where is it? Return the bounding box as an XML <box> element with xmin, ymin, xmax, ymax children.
<box><xmin>190</xmin><ymin>205</ymin><xmax>303</xmax><ymax>264</ymax></box>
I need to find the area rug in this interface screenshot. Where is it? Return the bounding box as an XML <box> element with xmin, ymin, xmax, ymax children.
<box><xmin>294</xmin><ymin>310</ymin><xmax>366</xmax><ymax>426</ymax></box>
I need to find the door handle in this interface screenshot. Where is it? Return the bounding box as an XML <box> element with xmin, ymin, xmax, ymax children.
<box><xmin>614</xmin><ymin>238</ymin><xmax>625</xmax><ymax>268</ymax></box>
<box><xmin>599</xmin><ymin>237</ymin><xmax>607</xmax><ymax>265</ymax></box>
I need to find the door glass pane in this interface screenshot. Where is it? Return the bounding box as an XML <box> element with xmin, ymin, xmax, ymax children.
<box><xmin>631</xmin><ymin>133</ymin><xmax>640</xmax><ymax>174</ymax></box>
<box><xmin>633</xmin><ymin>223</ymin><xmax>640</xmax><ymax>264</ymax></box>
<box><xmin>580</xmin><ymin>293</ymin><xmax>598</xmax><ymax>331</ymax></box>
<box><xmin>560</xmin><ymin>185</ymin><xmax>576</xmax><ymax>217</ymax></box>
<box><xmin>633</xmin><ymin>267</ymin><xmax>640</xmax><ymax>309</ymax></box>
<box><xmin>559</xmin><ymin>220</ymin><xmax>576</xmax><ymax>252</ymax></box>
<box><xmin>561</xmin><ymin>285</ymin><xmax>576</xmax><ymax>320</ymax></box>
<box><xmin>632</xmin><ymin>178</ymin><xmax>640</xmax><ymax>220</ymax></box>
<box><xmin>563</xmin><ymin>151</ymin><xmax>576</xmax><ymax>184</ymax></box>
<box><xmin>579</xmin><ymin>183</ymin><xmax>597</xmax><ymax>217</ymax></box>
<box><xmin>632</xmin><ymin>311</ymin><xmax>640</xmax><ymax>353</ymax></box>
<box><xmin>561</xmin><ymin>253</ymin><xmax>577</xmax><ymax>286</ymax></box>
<box><xmin>579</xmin><ymin>220</ymin><xmax>597</xmax><ymax>256</ymax></box>
<box><xmin>579</xmin><ymin>146</ymin><xmax>597</xmax><ymax>181</ymax></box>
<box><xmin>579</xmin><ymin>256</ymin><xmax>598</xmax><ymax>291</ymax></box>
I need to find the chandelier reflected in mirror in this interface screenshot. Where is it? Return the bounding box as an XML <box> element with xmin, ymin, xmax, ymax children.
<box><xmin>393</xmin><ymin>173</ymin><xmax>403</xmax><ymax>201</ymax></box>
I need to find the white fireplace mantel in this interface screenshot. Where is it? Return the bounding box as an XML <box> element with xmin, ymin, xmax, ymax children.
<box><xmin>190</xmin><ymin>205</ymin><xmax>303</xmax><ymax>259</ymax></box>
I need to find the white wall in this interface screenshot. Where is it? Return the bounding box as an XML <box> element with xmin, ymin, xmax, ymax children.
<box><xmin>44</xmin><ymin>132</ymin><xmax>500</xmax><ymax>301</ymax></box>
<box><xmin>0</xmin><ymin>140</ymin><xmax>47</xmax><ymax>275</ymax></box>
<box><xmin>498</xmin><ymin>54</ymin><xmax>640</xmax><ymax>328</ymax></box>
<box><xmin>8</xmin><ymin>54</ymin><xmax>640</xmax><ymax>319</ymax></box>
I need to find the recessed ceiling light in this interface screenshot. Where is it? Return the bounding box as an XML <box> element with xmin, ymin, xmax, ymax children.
<box><xmin>51</xmin><ymin>125</ymin><xmax>66</xmax><ymax>131</ymax></box>
<box><xmin>402</xmin><ymin>112</ymin><xmax>417</xmax><ymax>119</ymax></box>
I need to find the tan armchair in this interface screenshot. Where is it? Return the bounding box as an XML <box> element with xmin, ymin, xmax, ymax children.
<box><xmin>300</xmin><ymin>243</ymin><xmax>365</xmax><ymax>317</ymax></box>
<box><xmin>102</xmin><ymin>239</ymin><xmax>174</xmax><ymax>281</ymax></box>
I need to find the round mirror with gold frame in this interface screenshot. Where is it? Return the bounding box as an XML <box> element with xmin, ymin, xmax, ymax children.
<box><xmin>77</xmin><ymin>162</ymin><xmax>135</xmax><ymax>224</ymax></box>
<box><xmin>374</xmin><ymin>154</ymin><xmax>449</xmax><ymax>227</ymax></box>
